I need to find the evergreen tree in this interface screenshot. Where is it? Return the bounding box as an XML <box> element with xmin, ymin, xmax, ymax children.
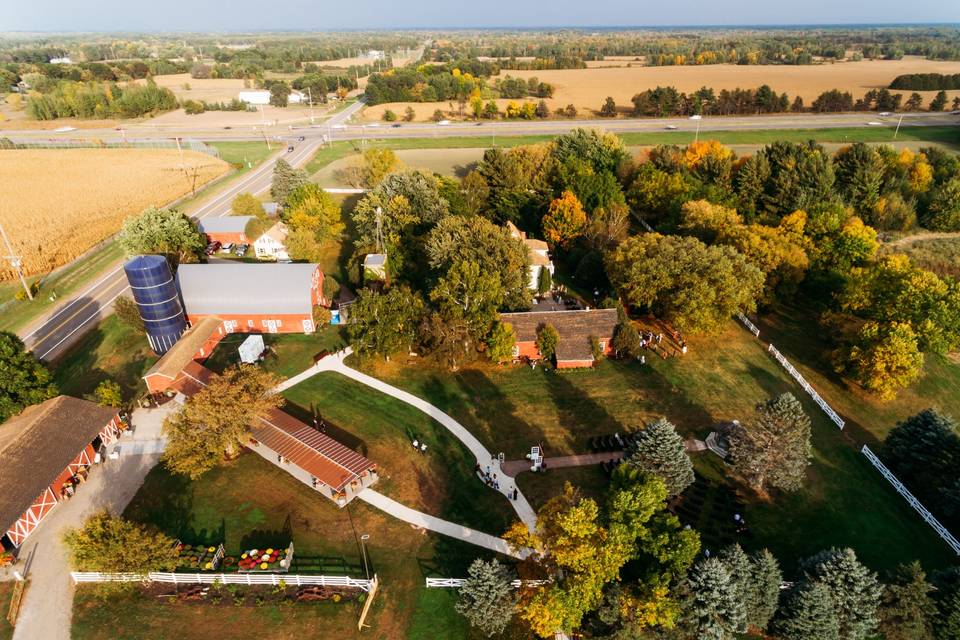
<box><xmin>728</xmin><ymin>392</ymin><xmax>812</xmax><ymax>493</ymax></box>
<box><xmin>626</xmin><ymin>418</ymin><xmax>695</xmax><ymax>497</ymax></box>
<box><xmin>455</xmin><ymin>558</ymin><xmax>517</xmax><ymax>637</ymax></box>
<box><xmin>748</xmin><ymin>549</ymin><xmax>783</xmax><ymax>631</ymax></box>
<box><xmin>682</xmin><ymin>557</ymin><xmax>746</xmax><ymax>640</ymax></box>
<box><xmin>270</xmin><ymin>158</ymin><xmax>308</xmax><ymax>204</ymax></box>
<box><xmin>879</xmin><ymin>562</ymin><xmax>937</xmax><ymax>640</ymax></box>
<box><xmin>774</xmin><ymin>581</ymin><xmax>841</xmax><ymax>640</ymax></box>
<box><xmin>537</xmin><ymin>266</ymin><xmax>552</xmax><ymax>297</ymax></box>
<box><xmin>717</xmin><ymin>544</ymin><xmax>752</xmax><ymax>633</ymax></box>
<box><xmin>933</xmin><ymin>567</ymin><xmax>960</xmax><ymax>640</ymax></box>
<box><xmin>612</xmin><ymin>304</ymin><xmax>642</xmax><ymax>358</ymax></box>
<box><xmin>802</xmin><ymin>547</ymin><xmax>883</xmax><ymax>640</ymax></box>
<box><xmin>536</xmin><ymin>323</ymin><xmax>559</xmax><ymax>364</ymax></box>
<box><xmin>487</xmin><ymin>321</ymin><xmax>516</xmax><ymax>364</ymax></box>
<box><xmin>833</xmin><ymin>143</ymin><xmax>884</xmax><ymax>217</ymax></box>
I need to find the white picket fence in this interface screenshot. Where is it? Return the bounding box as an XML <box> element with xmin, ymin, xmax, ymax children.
<box><xmin>736</xmin><ymin>312</ymin><xmax>760</xmax><ymax>337</ymax></box>
<box><xmin>425</xmin><ymin>578</ymin><xmax>550</xmax><ymax>588</ymax></box>
<box><xmin>766</xmin><ymin>345</ymin><xmax>845</xmax><ymax>430</ymax></box>
<box><xmin>71</xmin><ymin>571</ymin><xmax>376</xmax><ymax>591</ymax></box>
<box><xmin>860</xmin><ymin>446</ymin><xmax>960</xmax><ymax>555</ymax></box>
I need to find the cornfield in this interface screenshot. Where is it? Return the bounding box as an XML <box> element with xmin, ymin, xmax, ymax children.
<box><xmin>0</xmin><ymin>149</ymin><xmax>228</xmax><ymax>281</ymax></box>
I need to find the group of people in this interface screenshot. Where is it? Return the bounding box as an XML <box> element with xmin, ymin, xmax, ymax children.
<box><xmin>639</xmin><ymin>328</ymin><xmax>689</xmax><ymax>359</ymax></box>
<box><xmin>474</xmin><ymin>462</ymin><xmax>520</xmax><ymax>501</ymax></box>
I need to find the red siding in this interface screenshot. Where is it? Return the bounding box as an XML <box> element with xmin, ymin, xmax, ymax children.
<box><xmin>205</xmin><ymin>231</ymin><xmax>248</xmax><ymax>244</ymax></box>
<box><xmin>187</xmin><ymin>313</ymin><xmax>315</xmax><ymax>334</ymax></box>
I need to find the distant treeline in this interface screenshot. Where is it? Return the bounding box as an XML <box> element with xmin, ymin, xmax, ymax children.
<box><xmin>890</xmin><ymin>73</ymin><xmax>960</xmax><ymax>91</ymax></box>
<box><xmin>364</xmin><ymin>65</ymin><xmax>553</xmax><ymax>105</ymax></box>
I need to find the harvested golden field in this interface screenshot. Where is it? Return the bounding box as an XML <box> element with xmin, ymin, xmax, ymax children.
<box><xmin>362</xmin><ymin>56</ymin><xmax>960</xmax><ymax>121</ymax></box>
<box><xmin>146</xmin><ymin>73</ymin><xmax>248</xmax><ymax>102</ymax></box>
<box><xmin>0</xmin><ymin>149</ymin><xmax>228</xmax><ymax>281</ymax></box>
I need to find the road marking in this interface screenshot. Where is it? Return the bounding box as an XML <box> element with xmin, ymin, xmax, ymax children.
<box><xmin>21</xmin><ymin>264</ymin><xmax>124</xmax><ymax>339</ymax></box>
<box><xmin>38</xmin><ymin>288</ymin><xmax>129</xmax><ymax>360</ymax></box>
<box><xmin>28</xmin><ymin>279</ymin><xmax>129</xmax><ymax>352</ymax></box>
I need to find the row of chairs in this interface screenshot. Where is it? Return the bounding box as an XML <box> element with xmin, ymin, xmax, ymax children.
<box><xmin>589</xmin><ymin>432</ymin><xmax>640</xmax><ymax>453</ymax></box>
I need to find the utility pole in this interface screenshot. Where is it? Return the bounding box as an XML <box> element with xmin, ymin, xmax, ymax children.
<box><xmin>894</xmin><ymin>114</ymin><xmax>904</xmax><ymax>140</ymax></box>
<box><xmin>0</xmin><ymin>222</ymin><xmax>32</xmax><ymax>300</ymax></box>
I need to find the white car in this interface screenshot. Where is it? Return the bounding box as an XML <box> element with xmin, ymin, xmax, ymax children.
<box><xmin>866</xmin><ymin>121</ymin><xmax>884</xmax><ymax>126</ymax></box>
<box><xmin>220</xmin><ymin>243</ymin><xmax>234</xmax><ymax>253</ymax></box>
<box><xmin>438</xmin><ymin>120</ymin><xmax>451</xmax><ymax>125</ymax></box>
<box><xmin>665</xmin><ymin>124</ymin><xmax>678</xmax><ymax>130</ymax></box>
<box><xmin>54</xmin><ymin>126</ymin><xmax>76</xmax><ymax>132</ymax></box>
<box><xmin>689</xmin><ymin>114</ymin><xmax>702</xmax><ymax>120</ymax></box>
<box><xmin>878</xmin><ymin>111</ymin><xmax>892</xmax><ymax>117</ymax></box>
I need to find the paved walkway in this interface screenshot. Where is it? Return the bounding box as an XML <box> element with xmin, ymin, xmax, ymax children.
<box><xmin>11</xmin><ymin>406</ymin><xmax>171</xmax><ymax>640</ymax></box>
<box><xmin>277</xmin><ymin>349</ymin><xmax>538</xmax><ymax>531</ymax></box>
<box><xmin>358</xmin><ymin>490</ymin><xmax>529</xmax><ymax>559</ymax></box>
<box><xmin>501</xmin><ymin>451</ymin><xmax>626</xmax><ymax>477</ymax></box>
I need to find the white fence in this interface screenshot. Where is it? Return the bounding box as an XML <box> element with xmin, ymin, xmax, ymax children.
<box><xmin>425</xmin><ymin>578</ymin><xmax>550</xmax><ymax>588</ymax></box>
<box><xmin>860</xmin><ymin>446</ymin><xmax>960</xmax><ymax>555</ymax></box>
<box><xmin>736</xmin><ymin>312</ymin><xmax>760</xmax><ymax>337</ymax></box>
<box><xmin>71</xmin><ymin>571</ymin><xmax>376</xmax><ymax>591</ymax></box>
<box><xmin>4</xmin><ymin>138</ymin><xmax>221</xmax><ymax>157</ymax></box>
<box><xmin>766</xmin><ymin>345</ymin><xmax>845</xmax><ymax>430</ymax></box>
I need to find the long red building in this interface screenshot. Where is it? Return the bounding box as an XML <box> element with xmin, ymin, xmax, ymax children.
<box><xmin>0</xmin><ymin>397</ymin><xmax>125</xmax><ymax>548</ymax></box>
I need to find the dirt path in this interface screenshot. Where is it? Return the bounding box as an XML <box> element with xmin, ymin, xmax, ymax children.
<box><xmin>884</xmin><ymin>231</ymin><xmax>960</xmax><ymax>248</ymax></box>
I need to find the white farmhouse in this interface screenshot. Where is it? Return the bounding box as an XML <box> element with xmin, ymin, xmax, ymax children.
<box><xmin>238</xmin><ymin>90</ymin><xmax>305</xmax><ymax>106</ymax></box>
<box><xmin>506</xmin><ymin>222</ymin><xmax>554</xmax><ymax>290</ymax></box>
<box><xmin>254</xmin><ymin>222</ymin><xmax>290</xmax><ymax>260</ymax></box>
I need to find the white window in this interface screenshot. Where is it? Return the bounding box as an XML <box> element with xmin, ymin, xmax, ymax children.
<box><xmin>247</xmin><ymin>319</ymin><xmax>254</xmax><ymax>329</ymax></box>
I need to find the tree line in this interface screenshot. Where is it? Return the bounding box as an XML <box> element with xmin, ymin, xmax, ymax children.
<box><xmin>890</xmin><ymin>73</ymin><xmax>960</xmax><ymax>91</ymax></box>
<box><xmin>364</xmin><ymin>65</ymin><xmax>553</xmax><ymax>105</ymax></box>
<box><xmin>25</xmin><ymin>78</ymin><xmax>177</xmax><ymax>120</ymax></box>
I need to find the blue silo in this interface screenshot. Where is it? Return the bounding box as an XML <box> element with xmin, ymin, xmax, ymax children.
<box><xmin>123</xmin><ymin>255</ymin><xmax>187</xmax><ymax>355</ymax></box>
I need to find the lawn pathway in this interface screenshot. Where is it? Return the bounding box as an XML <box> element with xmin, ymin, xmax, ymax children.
<box><xmin>500</xmin><ymin>451</ymin><xmax>626</xmax><ymax>477</ymax></box>
<box><xmin>276</xmin><ymin>349</ymin><xmax>538</xmax><ymax>531</ymax></box>
<box><xmin>357</xmin><ymin>490</ymin><xmax>529</xmax><ymax>559</ymax></box>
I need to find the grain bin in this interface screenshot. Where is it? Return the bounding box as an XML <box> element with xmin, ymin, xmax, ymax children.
<box><xmin>123</xmin><ymin>255</ymin><xmax>187</xmax><ymax>355</ymax></box>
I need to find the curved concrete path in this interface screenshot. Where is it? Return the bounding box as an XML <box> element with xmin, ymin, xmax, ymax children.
<box><xmin>276</xmin><ymin>349</ymin><xmax>538</xmax><ymax>532</ymax></box>
<box><xmin>358</xmin><ymin>490</ymin><xmax>528</xmax><ymax>559</ymax></box>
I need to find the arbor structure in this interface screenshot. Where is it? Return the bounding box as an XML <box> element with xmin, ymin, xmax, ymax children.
<box><xmin>0</xmin><ymin>332</ymin><xmax>58</xmax><ymax>422</ymax></box>
<box><xmin>455</xmin><ymin>559</ymin><xmax>517</xmax><ymax>636</ymax></box>
<box><xmin>117</xmin><ymin>207</ymin><xmax>205</xmax><ymax>265</ymax></box>
<box><xmin>162</xmin><ymin>366</ymin><xmax>283</xmax><ymax>479</ymax></box>
<box><xmin>625</xmin><ymin>418</ymin><xmax>695</xmax><ymax>497</ymax></box>
<box><xmin>728</xmin><ymin>392</ymin><xmax>812</xmax><ymax>493</ymax></box>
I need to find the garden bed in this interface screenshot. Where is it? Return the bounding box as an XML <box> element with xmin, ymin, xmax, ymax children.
<box><xmin>175</xmin><ymin>542</ymin><xmax>224</xmax><ymax>572</ymax></box>
<box><xmin>141</xmin><ymin>582</ymin><xmax>361</xmax><ymax>607</ymax></box>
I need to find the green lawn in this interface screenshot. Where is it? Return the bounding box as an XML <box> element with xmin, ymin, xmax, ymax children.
<box><xmin>50</xmin><ymin>314</ymin><xmax>157</xmax><ymax>403</ymax></box>
<box><xmin>204</xmin><ymin>325</ymin><xmax>349</xmax><ymax>379</ymax></box>
<box><xmin>0</xmin><ymin>580</ymin><xmax>14</xmax><ymax>640</ymax></box>
<box><xmin>208</xmin><ymin>141</ymin><xmax>274</xmax><ymax>169</ymax></box>
<box><xmin>358</xmin><ymin>320</ymin><xmax>957</xmax><ymax>574</ymax></box>
<box><xmin>95</xmin><ymin>452</ymin><xmax>504</xmax><ymax>640</ymax></box>
<box><xmin>304</xmin><ymin>126</ymin><xmax>960</xmax><ymax>175</ymax></box>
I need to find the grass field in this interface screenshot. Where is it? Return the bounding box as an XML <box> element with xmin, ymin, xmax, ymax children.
<box><xmin>0</xmin><ymin>149</ymin><xmax>228</xmax><ymax>283</ymax></box>
<box><xmin>0</xmin><ymin>580</ymin><xmax>15</xmax><ymax>640</ymax></box>
<box><xmin>362</xmin><ymin>56</ymin><xmax>960</xmax><ymax>121</ymax></box>
<box><xmin>72</xmin><ymin>452</ymin><xmax>501</xmax><ymax>640</ymax></box>
<box><xmin>50</xmin><ymin>314</ymin><xmax>157</xmax><ymax>402</ymax></box>
<box><xmin>355</xmin><ymin>319</ymin><xmax>957</xmax><ymax>574</ymax></box>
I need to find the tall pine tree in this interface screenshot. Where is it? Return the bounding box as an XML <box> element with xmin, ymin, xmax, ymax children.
<box><xmin>455</xmin><ymin>558</ymin><xmax>517</xmax><ymax>637</ymax></box>
<box><xmin>774</xmin><ymin>581</ymin><xmax>841</xmax><ymax>640</ymax></box>
<box><xmin>729</xmin><ymin>392</ymin><xmax>812</xmax><ymax>493</ymax></box>
<box><xmin>879</xmin><ymin>562</ymin><xmax>937</xmax><ymax>640</ymax></box>
<box><xmin>626</xmin><ymin>418</ymin><xmax>695</xmax><ymax>497</ymax></box>
<box><xmin>802</xmin><ymin>547</ymin><xmax>883</xmax><ymax>640</ymax></box>
<box><xmin>270</xmin><ymin>158</ymin><xmax>308</xmax><ymax>205</ymax></box>
<box><xmin>682</xmin><ymin>557</ymin><xmax>746</xmax><ymax>640</ymax></box>
<box><xmin>748</xmin><ymin>548</ymin><xmax>783</xmax><ymax>631</ymax></box>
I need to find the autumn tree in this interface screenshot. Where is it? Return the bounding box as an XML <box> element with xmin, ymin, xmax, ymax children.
<box><xmin>542</xmin><ymin>190</ymin><xmax>588</xmax><ymax>248</ymax></box>
<box><xmin>360</xmin><ymin>148</ymin><xmax>401</xmax><ymax>188</ymax></box>
<box><xmin>94</xmin><ymin>380</ymin><xmax>123</xmax><ymax>408</ymax></box>
<box><xmin>231</xmin><ymin>192</ymin><xmax>266</xmax><ymax>219</ymax></box>
<box><xmin>348</xmin><ymin>286</ymin><xmax>425</xmax><ymax>360</ymax></box>
<box><xmin>0</xmin><ymin>332</ymin><xmax>58</xmax><ymax>422</ymax></box>
<box><xmin>625</xmin><ymin>418</ymin><xmax>694</xmax><ymax>497</ymax></box>
<box><xmin>535</xmin><ymin>323</ymin><xmax>559</xmax><ymax>364</ymax></box>
<box><xmin>429</xmin><ymin>260</ymin><xmax>504</xmax><ymax>341</ymax></box>
<box><xmin>600</xmin><ymin>96</ymin><xmax>617</xmax><ymax>117</ymax></box>
<box><xmin>835</xmin><ymin>321</ymin><xmax>924</xmax><ymax>400</ymax></box>
<box><xmin>606</xmin><ymin>233</ymin><xmax>763</xmax><ymax>333</ymax></box>
<box><xmin>64</xmin><ymin>511</ymin><xmax>178</xmax><ymax>592</ymax></box>
<box><xmin>284</xmin><ymin>183</ymin><xmax>345</xmax><ymax>241</ymax></box>
<box><xmin>426</xmin><ymin>215</ymin><xmax>530</xmax><ymax>310</ymax></box>
<box><xmin>487</xmin><ymin>321</ymin><xmax>516</xmax><ymax>364</ymax></box>
<box><xmin>728</xmin><ymin>392</ymin><xmax>812</xmax><ymax>493</ymax></box>
<box><xmin>455</xmin><ymin>559</ymin><xmax>517</xmax><ymax>636</ymax></box>
<box><xmin>118</xmin><ymin>207</ymin><xmax>206</xmax><ymax>265</ymax></box>
<box><xmin>162</xmin><ymin>365</ymin><xmax>283</xmax><ymax>479</ymax></box>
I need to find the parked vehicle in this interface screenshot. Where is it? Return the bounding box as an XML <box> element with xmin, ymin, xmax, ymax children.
<box><xmin>204</xmin><ymin>241</ymin><xmax>221</xmax><ymax>255</ymax></box>
<box><xmin>287</xmin><ymin>145</ymin><xmax>294</xmax><ymax>152</ymax></box>
<box><xmin>220</xmin><ymin>243</ymin><xmax>234</xmax><ymax>253</ymax></box>
<box><xmin>234</xmin><ymin>244</ymin><xmax>248</xmax><ymax>257</ymax></box>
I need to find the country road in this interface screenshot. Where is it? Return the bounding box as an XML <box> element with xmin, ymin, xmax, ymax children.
<box><xmin>18</xmin><ymin>99</ymin><xmax>366</xmax><ymax>361</ymax></box>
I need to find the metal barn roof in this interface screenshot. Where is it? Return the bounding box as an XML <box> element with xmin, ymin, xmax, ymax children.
<box><xmin>197</xmin><ymin>216</ymin><xmax>254</xmax><ymax>234</ymax></box>
<box><xmin>176</xmin><ymin>264</ymin><xmax>319</xmax><ymax>316</ymax></box>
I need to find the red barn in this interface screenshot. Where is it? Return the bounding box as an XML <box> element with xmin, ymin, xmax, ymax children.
<box><xmin>499</xmin><ymin>309</ymin><xmax>618</xmax><ymax>369</ymax></box>
<box><xmin>197</xmin><ymin>216</ymin><xmax>255</xmax><ymax>244</ymax></box>
<box><xmin>142</xmin><ymin>316</ymin><xmax>226</xmax><ymax>395</ymax></box>
<box><xmin>176</xmin><ymin>263</ymin><xmax>326</xmax><ymax>335</ymax></box>
<box><xmin>0</xmin><ymin>397</ymin><xmax>125</xmax><ymax>548</ymax></box>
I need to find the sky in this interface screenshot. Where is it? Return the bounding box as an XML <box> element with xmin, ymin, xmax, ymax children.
<box><xmin>4</xmin><ymin>0</ymin><xmax>959</xmax><ymax>32</ymax></box>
